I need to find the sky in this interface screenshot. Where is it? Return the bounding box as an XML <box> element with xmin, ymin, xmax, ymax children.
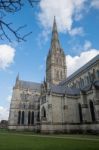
<box><xmin>0</xmin><ymin>0</ymin><xmax>99</xmax><ymax>121</ymax></box>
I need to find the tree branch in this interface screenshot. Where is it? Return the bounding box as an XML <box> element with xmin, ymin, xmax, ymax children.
<box><xmin>0</xmin><ymin>0</ymin><xmax>40</xmax><ymax>42</ymax></box>
<box><xmin>0</xmin><ymin>19</ymin><xmax>32</xmax><ymax>42</ymax></box>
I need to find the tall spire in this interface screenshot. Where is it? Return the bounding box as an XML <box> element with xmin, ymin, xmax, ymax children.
<box><xmin>46</xmin><ymin>17</ymin><xmax>67</xmax><ymax>84</ymax></box>
<box><xmin>51</xmin><ymin>16</ymin><xmax>61</xmax><ymax>51</ymax></box>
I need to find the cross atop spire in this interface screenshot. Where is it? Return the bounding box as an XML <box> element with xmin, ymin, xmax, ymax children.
<box><xmin>50</xmin><ymin>16</ymin><xmax>61</xmax><ymax>51</ymax></box>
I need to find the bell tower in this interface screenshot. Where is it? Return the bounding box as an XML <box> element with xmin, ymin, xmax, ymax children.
<box><xmin>46</xmin><ymin>17</ymin><xmax>67</xmax><ymax>85</ymax></box>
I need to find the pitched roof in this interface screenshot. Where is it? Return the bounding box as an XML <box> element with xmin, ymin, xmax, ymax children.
<box><xmin>49</xmin><ymin>80</ymin><xmax>99</xmax><ymax>96</ymax></box>
<box><xmin>17</xmin><ymin>80</ymin><xmax>41</xmax><ymax>91</ymax></box>
<box><xmin>49</xmin><ymin>83</ymin><xmax>80</xmax><ymax>96</ymax></box>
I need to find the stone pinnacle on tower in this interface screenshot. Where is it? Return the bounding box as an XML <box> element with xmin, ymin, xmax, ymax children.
<box><xmin>16</xmin><ymin>73</ymin><xmax>19</xmax><ymax>82</ymax></box>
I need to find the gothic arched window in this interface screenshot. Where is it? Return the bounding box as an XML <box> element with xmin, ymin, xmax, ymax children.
<box><xmin>18</xmin><ymin>111</ymin><xmax>21</xmax><ymax>125</ymax></box>
<box><xmin>86</xmin><ymin>76</ymin><xmax>90</xmax><ymax>84</ymax></box>
<box><xmin>21</xmin><ymin>111</ymin><xmax>24</xmax><ymax>125</ymax></box>
<box><xmin>89</xmin><ymin>100</ymin><xmax>96</xmax><ymax>122</ymax></box>
<box><xmin>37</xmin><ymin>112</ymin><xmax>40</xmax><ymax>121</ymax></box>
<box><xmin>78</xmin><ymin>104</ymin><xmax>83</xmax><ymax>123</ymax></box>
<box><xmin>80</xmin><ymin>78</ymin><xmax>84</xmax><ymax>87</ymax></box>
<box><xmin>88</xmin><ymin>72</ymin><xmax>91</xmax><ymax>82</ymax></box>
<box><xmin>96</xmin><ymin>70</ymin><xmax>99</xmax><ymax>79</ymax></box>
<box><xmin>31</xmin><ymin>111</ymin><xmax>34</xmax><ymax>125</ymax></box>
<box><xmin>93</xmin><ymin>69</ymin><xmax>96</xmax><ymax>79</ymax></box>
<box><xmin>41</xmin><ymin>107</ymin><xmax>46</xmax><ymax>118</ymax></box>
<box><xmin>82</xmin><ymin>79</ymin><xmax>84</xmax><ymax>86</ymax></box>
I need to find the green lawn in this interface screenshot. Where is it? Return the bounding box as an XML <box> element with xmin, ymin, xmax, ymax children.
<box><xmin>0</xmin><ymin>132</ymin><xmax>99</xmax><ymax>150</ymax></box>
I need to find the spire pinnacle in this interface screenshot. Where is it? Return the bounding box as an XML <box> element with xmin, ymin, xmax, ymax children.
<box><xmin>51</xmin><ymin>17</ymin><xmax>61</xmax><ymax>51</ymax></box>
<box><xmin>53</xmin><ymin>16</ymin><xmax>57</xmax><ymax>31</ymax></box>
<box><xmin>16</xmin><ymin>73</ymin><xmax>19</xmax><ymax>82</ymax></box>
<box><xmin>15</xmin><ymin>73</ymin><xmax>20</xmax><ymax>89</ymax></box>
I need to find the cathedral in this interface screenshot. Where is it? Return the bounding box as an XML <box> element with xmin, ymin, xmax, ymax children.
<box><xmin>8</xmin><ymin>17</ymin><xmax>99</xmax><ymax>133</ymax></box>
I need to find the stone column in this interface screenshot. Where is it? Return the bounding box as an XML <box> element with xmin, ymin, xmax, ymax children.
<box><xmin>24</xmin><ymin>111</ymin><xmax>28</xmax><ymax>126</ymax></box>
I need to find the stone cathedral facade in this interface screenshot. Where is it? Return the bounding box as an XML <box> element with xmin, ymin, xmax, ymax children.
<box><xmin>8</xmin><ymin>18</ymin><xmax>99</xmax><ymax>133</ymax></box>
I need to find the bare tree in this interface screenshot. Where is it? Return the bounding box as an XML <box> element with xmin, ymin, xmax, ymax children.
<box><xmin>0</xmin><ymin>0</ymin><xmax>40</xmax><ymax>42</ymax></box>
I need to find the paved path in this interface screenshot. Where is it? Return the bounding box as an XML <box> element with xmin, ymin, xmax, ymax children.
<box><xmin>0</xmin><ymin>132</ymin><xmax>99</xmax><ymax>141</ymax></box>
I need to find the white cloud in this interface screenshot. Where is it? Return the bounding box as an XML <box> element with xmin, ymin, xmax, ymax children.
<box><xmin>67</xmin><ymin>49</ymin><xmax>99</xmax><ymax>76</ymax></box>
<box><xmin>91</xmin><ymin>0</ymin><xmax>99</xmax><ymax>9</ymax></box>
<box><xmin>0</xmin><ymin>91</ymin><xmax>12</xmax><ymax>121</ymax></box>
<box><xmin>38</xmin><ymin>0</ymin><xmax>87</xmax><ymax>34</ymax></box>
<box><xmin>74</xmin><ymin>13</ymin><xmax>83</xmax><ymax>21</ymax></box>
<box><xmin>38</xmin><ymin>0</ymin><xmax>99</xmax><ymax>39</ymax></box>
<box><xmin>37</xmin><ymin>29</ymin><xmax>50</xmax><ymax>48</ymax></box>
<box><xmin>0</xmin><ymin>44</ymin><xmax>15</xmax><ymax>70</ymax></box>
<box><xmin>69</xmin><ymin>27</ymin><xmax>84</xmax><ymax>36</ymax></box>
<box><xmin>84</xmin><ymin>40</ymin><xmax>92</xmax><ymax>50</ymax></box>
<box><xmin>0</xmin><ymin>106</ymin><xmax>9</xmax><ymax>121</ymax></box>
<box><xmin>67</xmin><ymin>40</ymin><xmax>92</xmax><ymax>55</ymax></box>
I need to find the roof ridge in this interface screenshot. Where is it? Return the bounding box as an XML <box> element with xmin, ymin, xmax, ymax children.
<box><xmin>19</xmin><ymin>80</ymin><xmax>41</xmax><ymax>85</ymax></box>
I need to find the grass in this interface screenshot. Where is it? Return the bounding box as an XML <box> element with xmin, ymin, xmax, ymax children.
<box><xmin>0</xmin><ymin>131</ymin><xmax>99</xmax><ymax>150</ymax></box>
